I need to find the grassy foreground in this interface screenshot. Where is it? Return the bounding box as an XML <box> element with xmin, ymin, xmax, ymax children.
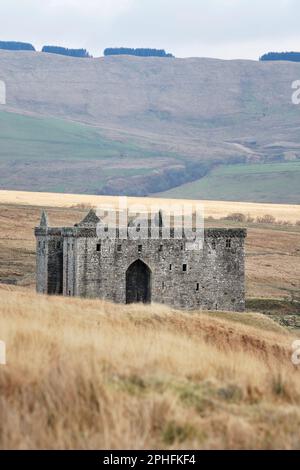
<box><xmin>0</xmin><ymin>285</ymin><xmax>299</xmax><ymax>450</ymax></box>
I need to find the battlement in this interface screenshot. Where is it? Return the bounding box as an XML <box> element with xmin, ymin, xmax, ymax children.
<box><xmin>35</xmin><ymin>225</ymin><xmax>247</xmax><ymax>240</ymax></box>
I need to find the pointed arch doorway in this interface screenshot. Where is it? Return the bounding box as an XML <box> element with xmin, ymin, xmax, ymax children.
<box><xmin>126</xmin><ymin>260</ymin><xmax>151</xmax><ymax>304</ymax></box>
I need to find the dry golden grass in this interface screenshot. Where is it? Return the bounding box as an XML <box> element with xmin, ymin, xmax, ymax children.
<box><xmin>0</xmin><ymin>189</ymin><xmax>299</xmax><ymax>223</ymax></box>
<box><xmin>0</xmin><ymin>284</ymin><xmax>299</xmax><ymax>450</ymax></box>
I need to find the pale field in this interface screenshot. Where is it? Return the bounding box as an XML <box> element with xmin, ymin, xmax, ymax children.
<box><xmin>0</xmin><ymin>284</ymin><xmax>299</xmax><ymax>450</ymax></box>
<box><xmin>0</xmin><ymin>190</ymin><xmax>299</xmax><ymax>223</ymax></box>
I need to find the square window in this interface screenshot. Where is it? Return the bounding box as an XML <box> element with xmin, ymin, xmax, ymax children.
<box><xmin>117</xmin><ymin>244</ymin><xmax>122</xmax><ymax>252</ymax></box>
<box><xmin>96</xmin><ymin>243</ymin><xmax>101</xmax><ymax>252</ymax></box>
<box><xmin>169</xmin><ymin>264</ymin><xmax>172</xmax><ymax>271</ymax></box>
<box><xmin>196</xmin><ymin>283</ymin><xmax>199</xmax><ymax>291</ymax></box>
<box><xmin>159</xmin><ymin>245</ymin><xmax>163</xmax><ymax>252</ymax></box>
<box><xmin>183</xmin><ymin>264</ymin><xmax>187</xmax><ymax>272</ymax></box>
<box><xmin>138</xmin><ymin>245</ymin><xmax>142</xmax><ymax>252</ymax></box>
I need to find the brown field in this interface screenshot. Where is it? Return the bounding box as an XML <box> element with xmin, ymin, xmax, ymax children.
<box><xmin>0</xmin><ymin>194</ymin><xmax>299</xmax><ymax>304</ymax></box>
<box><xmin>0</xmin><ymin>284</ymin><xmax>299</xmax><ymax>450</ymax></box>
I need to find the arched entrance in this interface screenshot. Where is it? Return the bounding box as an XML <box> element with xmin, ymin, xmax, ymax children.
<box><xmin>126</xmin><ymin>260</ymin><xmax>151</xmax><ymax>304</ymax></box>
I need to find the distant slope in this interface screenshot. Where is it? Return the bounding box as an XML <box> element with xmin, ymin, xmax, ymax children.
<box><xmin>157</xmin><ymin>162</ymin><xmax>300</xmax><ymax>204</ymax></box>
<box><xmin>0</xmin><ymin>110</ymin><xmax>196</xmax><ymax>195</ymax></box>
<box><xmin>1</xmin><ymin>50</ymin><xmax>300</xmax><ymax>199</ymax></box>
<box><xmin>2</xmin><ymin>50</ymin><xmax>300</xmax><ymax>160</ymax></box>
<box><xmin>0</xmin><ymin>110</ymin><xmax>153</xmax><ymax>161</ymax></box>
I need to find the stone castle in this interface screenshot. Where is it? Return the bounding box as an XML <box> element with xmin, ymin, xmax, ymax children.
<box><xmin>35</xmin><ymin>208</ymin><xmax>246</xmax><ymax>311</ymax></box>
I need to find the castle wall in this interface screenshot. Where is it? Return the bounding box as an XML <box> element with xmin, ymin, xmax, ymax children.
<box><xmin>63</xmin><ymin>232</ymin><xmax>77</xmax><ymax>296</ymax></box>
<box><xmin>36</xmin><ymin>235</ymin><xmax>47</xmax><ymax>294</ymax></box>
<box><xmin>65</xmin><ymin>229</ymin><xmax>246</xmax><ymax>312</ymax></box>
<box><xmin>35</xmin><ymin>220</ymin><xmax>246</xmax><ymax>312</ymax></box>
<box><xmin>47</xmin><ymin>236</ymin><xmax>63</xmax><ymax>295</ymax></box>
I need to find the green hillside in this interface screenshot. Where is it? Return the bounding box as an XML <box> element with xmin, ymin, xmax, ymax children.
<box><xmin>0</xmin><ymin>110</ymin><xmax>154</xmax><ymax>161</ymax></box>
<box><xmin>157</xmin><ymin>162</ymin><xmax>300</xmax><ymax>204</ymax></box>
<box><xmin>1</xmin><ymin>110</ymin><xmax>300</xmax><ymax>202</ymax></box>
<box><xmin>1</xmin><ymin>52</ymin><xmax>300</xmax><ymax>201</ymax></box>
<box><xmin>0</xmin><ymin>111</ymin><xmax>183</xmax><ymax>194</ymax></box>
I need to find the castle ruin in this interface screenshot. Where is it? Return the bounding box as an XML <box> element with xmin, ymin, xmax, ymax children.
<box><xmin>35</xmin><ymin>208</ymin><xmax>246</xmax><ymax>311</ymax></box>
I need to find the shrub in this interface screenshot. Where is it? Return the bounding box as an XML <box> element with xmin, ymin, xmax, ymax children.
<box><xmin>224</xmin><ymin>213</ymin><xmax>247</xmax><ymax>223</ymax></box>
<box><xmin>256</xmin><ymin>214</ymin><xmax>276</xmax><ymax>225</ymax></box>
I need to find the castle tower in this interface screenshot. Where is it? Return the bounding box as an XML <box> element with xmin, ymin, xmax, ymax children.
<box><xmin>35</xmin><ymin>211</ymin><xmax>63</xmax><ymax>295</ymax></box>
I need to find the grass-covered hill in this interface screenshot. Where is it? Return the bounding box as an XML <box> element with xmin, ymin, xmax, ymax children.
<box><xmin>1</xmin><ymin>50</ymin><xmax>300</xmax><ymax>201</ymax></box>
<box><xmin>0</xmin><ymin>284</ymin><xmax>299</xmax><ymax>450</ymax></box>
<box><xmin>0</xmin><ymin>110</ymin><xmax>174</xmax><ymax>195</ymax></box>
<box><xmin>157</xmin><ymin>161</ymin><xmax>300</xmax><ymax>204</ymax></box>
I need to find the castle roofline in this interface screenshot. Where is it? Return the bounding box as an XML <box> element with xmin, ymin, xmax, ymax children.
<box><xmin>77</xmin><ymin>208</ymin><xmax>101</xmax><ymax>227</ymax></box>
<box><xmin>35</xmin><ymin>208</ymin><xmax>246</xmax><ymax>238</ymax></box>
<box><xmin>35</xmin><ymin>226</ymin><xmax>247</xmax><ymax>239</ymax></box>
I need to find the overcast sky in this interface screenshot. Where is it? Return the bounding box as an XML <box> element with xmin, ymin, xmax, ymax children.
<box><xmin>1</xmin><ymin>0</ymin><xmax>299</xmax><ymax>59</ymax></box>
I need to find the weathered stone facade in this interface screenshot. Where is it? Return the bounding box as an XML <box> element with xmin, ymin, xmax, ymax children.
<box><xmin>35</xmin><ymin>209</ymin><xmax>246</xmax><ymax>311</ymax></box>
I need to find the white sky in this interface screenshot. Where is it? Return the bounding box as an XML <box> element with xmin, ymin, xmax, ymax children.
<box><xmin>1</xmin><ymin>0</ymin><xmax>300</xmax><ymax>59</ymax></box>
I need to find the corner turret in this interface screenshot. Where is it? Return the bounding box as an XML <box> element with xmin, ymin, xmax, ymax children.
<box><xmin>39</xmin><ymin>210</ymin><xmax>49</xmax><ymax>228</ymax></box>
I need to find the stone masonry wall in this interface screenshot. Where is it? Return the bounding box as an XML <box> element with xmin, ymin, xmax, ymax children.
<box><xmin>35</xmin><ymin>223</ymin><xmax>246</xmax><ymax>312</ymax></box>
